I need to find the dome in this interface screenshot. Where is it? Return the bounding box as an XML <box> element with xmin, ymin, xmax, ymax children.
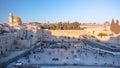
<box><xmin>13</xmin><ymin>16</ymin><xmax>22</xmax><ymax>23</ymax></box>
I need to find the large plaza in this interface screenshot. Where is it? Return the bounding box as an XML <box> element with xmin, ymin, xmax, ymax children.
<box><xmin>7</xmin><ymin>41</ymin><xmax>120</xmax><ymax>68</ymax></box>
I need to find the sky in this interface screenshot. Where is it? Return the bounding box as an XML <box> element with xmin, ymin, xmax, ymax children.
<box><xmin>0</xmin><ymin>0</ymin><xmax>120</xmax><ymax>24</ymax></box>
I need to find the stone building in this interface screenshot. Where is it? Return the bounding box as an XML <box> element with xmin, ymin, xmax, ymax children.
<box><xmin>8</xmin><ymin>12</ymin><xmax>22</xmax><ymax>27</ymax></box>
<box><xmin>0</xmin><ymin>33</ymin><xmax>15</xmax><ymax>54</ymax></box>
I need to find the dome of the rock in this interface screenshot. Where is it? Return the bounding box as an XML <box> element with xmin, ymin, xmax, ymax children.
<box><xmin>13</xmin><ymin>17</ymin><xmax>22</xmax><ymax>24</ymax></box>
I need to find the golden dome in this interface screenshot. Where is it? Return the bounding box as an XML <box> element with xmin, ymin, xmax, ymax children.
<box><xmin>13</xmin><ymin>16</ymin><xmax>22</xmax><ymax>23</ymax></box>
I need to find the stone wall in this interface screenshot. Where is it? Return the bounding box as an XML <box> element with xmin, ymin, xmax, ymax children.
<box><xmin>15</xmin><ymin>40</ymin><xmax>30</xmax><ymax>49</ymax></box>
<box><xmin>50</xmin><ymin>30</ymin><xmax>87</xmax><ymax>38</ymax></box>
<box><xmin>49</xmin><ymin>29</ymin><xmax>112</xmax><ymax>42</ymax></box>
<box><xmin>36</xmin><ymin>29</ymin><xmax>120</xmax><ymax>44</ymax></box>
<box><xmin>0</xmin><ymin>34</ymin><xmax>15</xmax><ymax>54</ymax></box>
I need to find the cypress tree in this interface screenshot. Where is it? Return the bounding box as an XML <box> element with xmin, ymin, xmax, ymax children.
<box><xmin>114</xmin><ymin>21</ymin><xmax>119</xmax><ymax>34</ymax></box>
<box><xmin>110</xmin><ymin>19</ymin><xmax>116</xmax><ymax>33</ymax></box>
<box><xmin>110</xmin><ymin>19</ymin><xmax>120</xmax><ymax>34</ymax></box>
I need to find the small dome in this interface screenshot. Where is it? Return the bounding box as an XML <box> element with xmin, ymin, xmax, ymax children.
<box><xmin>13</xmin><ymin>17</ymin><xmax>22</xmax><ymax>23</ymax></box>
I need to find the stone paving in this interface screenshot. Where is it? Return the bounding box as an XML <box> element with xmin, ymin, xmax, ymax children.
<box><xmin>0</xmin><ymin>49</ymin><xmax>29</xmax><ymax>67</ymax></box>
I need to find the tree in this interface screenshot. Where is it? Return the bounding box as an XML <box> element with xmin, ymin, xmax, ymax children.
<box><xmin>39</xmin><ymin>21</ymin><xmax>80</xmax><ymax>30</ymax></box>
<box><xmin>114</xmin><ymin>20</ymin><xmax>119</xmax><ymax>34</ymax></box>
<box><xmin>110</xmin><ymin>19</ymin><xmax>116</xmax><ymax>32</ymax></box>
<box><xmin>97</xmin><ymin>33</ymin><xmax>108</xmax><ymax>38</ymax></box>
<box><xmin>115</xmin><ymin>20</ymin><xmax>120</xmax><ymax>44</ymax></box>
<box><xmin>63</xmin><ymin>23</ymin><xmax>68</xmax><ymax>30</ymax></box>
<box><xmin>110</xmin><ymin>19</ymin><xmax>120</xmax><ymax>34</ymax></box>
<box><xmin>98</xmin><ymin>33</ymin><xmax>103</xmax><ymax>38</ymax></box>
<box><xmin>117</xmin><ymin>20</ymin><xmax>120</xmax><ymax>33</ymax></box>
<box><xmin>56</xmin><ymin>22</ymin><xmax>62</xmax><ymax>30</ymax></box>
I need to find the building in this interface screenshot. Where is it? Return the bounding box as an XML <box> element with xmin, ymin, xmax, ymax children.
<box><xmin>9</xmin><ymin>12</ymin><xmax>22</xmax><ymax>27</ymax></box>
<box><xmin>0</xmin><ymin>33</ymin><xmax>15</xmax><ymax>54</ymax></box>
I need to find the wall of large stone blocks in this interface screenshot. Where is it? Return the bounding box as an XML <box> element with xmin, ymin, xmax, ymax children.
<box><xmin>0</xmin><ymin>34</ymin><xmax>15</xmax><ymax>54</ymax></box>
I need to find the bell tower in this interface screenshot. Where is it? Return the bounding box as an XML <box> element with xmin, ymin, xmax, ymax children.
<box><xmin>8</xmin><ymin>12</ymin><xmax>13</xmax><ymax>24</ymax></box>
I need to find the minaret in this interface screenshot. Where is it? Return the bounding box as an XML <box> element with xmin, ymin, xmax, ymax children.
<box><xmin>8</xmin><ymin>12</ymin><xmax>13</xmax><ymax>24</ymax></box>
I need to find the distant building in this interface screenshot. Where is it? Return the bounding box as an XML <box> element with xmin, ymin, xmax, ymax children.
<box><xmin>8</xmin><ymin>12</ymin><xmax>22</xmax><ymax>28</ymax></box>
<box><xmin>104</xmin><ymin>21</ymin><xmax>110</xmax><ymax>26</ymax></box>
